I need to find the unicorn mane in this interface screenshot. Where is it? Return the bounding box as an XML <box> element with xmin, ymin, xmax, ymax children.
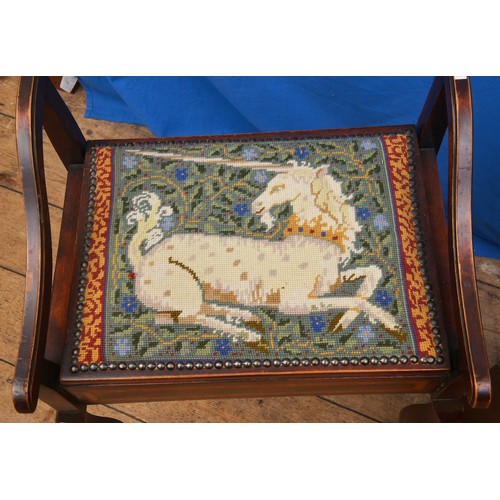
<box><xmin>310</xmin><ymin>166</ymin><xmax>362</xmax><ymax>259</ymax></box>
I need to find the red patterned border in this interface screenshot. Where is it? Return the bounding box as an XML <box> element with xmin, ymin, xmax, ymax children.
<box><xmin>383</xmin><ymin>134</ymin><xmax>435</xmax><ymax>356</ymax></box>
<box><xmin>79</xmin><ymin>147</ymin><xmax>113</xmax><ymax>364</ymax></box>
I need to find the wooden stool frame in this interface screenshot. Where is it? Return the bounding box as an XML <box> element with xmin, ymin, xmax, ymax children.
<box><xmin>13</xmin><ymin>76</ymin><xmax>491</xmax><ymax>422</ymax></box>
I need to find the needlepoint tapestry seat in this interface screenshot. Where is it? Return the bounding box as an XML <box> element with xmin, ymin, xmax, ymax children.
<box><xmin>68</xmin><ymin>129</ymin><xmax>444</xmax><ymax>375</ymax></box>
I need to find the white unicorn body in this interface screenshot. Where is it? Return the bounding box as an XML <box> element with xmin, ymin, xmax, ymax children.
<box><xmin>125</xmin><ymin>161</ymin><xmax>403</xmax><ymax>344</ymax></box>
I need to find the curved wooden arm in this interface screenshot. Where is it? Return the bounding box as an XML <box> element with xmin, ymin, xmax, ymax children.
<box><xmin>418</xmin><ymin>77</ymin><xmax>491</xmax><ymax>408</ymax></box>
<box><xmin>446</xmin><ymin>77</ymin><xmax>491</xmax><ymax>409</ymax></box>
<box><xmin>13</xmin><ymin>77</ymin><xmax>52</xmax><ymax>412</ymax></box>
<box><xmin>13</xmin><ymin>77</ymin><xmax>86</xmax><ymax>412</ymax></box>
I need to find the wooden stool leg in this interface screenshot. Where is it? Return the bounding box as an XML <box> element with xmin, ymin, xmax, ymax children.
<box><xmin>399</xmin><ymin>403</ymin><xmax>441</xmax><ymax>422</ymax></box>
<box><xmin>400</xmin><ymin>365</ymin><xmax>500</xmax><ymax>422</ymax></box>
<box><xmin>39</xmin><ymin>379</ymin><xmax>123</xmax><ymax>423</ymax></box>
<box><xmin>56</xmin><ymin>408</ymin><xmax>122</xmax><ymax>423</ymax></box>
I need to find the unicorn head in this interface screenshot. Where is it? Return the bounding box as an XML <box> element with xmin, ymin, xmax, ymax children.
<box><xmin>251</xmin><ymin>166</ymin><xmax>314</xmax><ymax>229</ymax></box>
<box><xmin>252</xmin><ymin>164</ymin><xmax>361</xmax><ymax>257</ymax></box>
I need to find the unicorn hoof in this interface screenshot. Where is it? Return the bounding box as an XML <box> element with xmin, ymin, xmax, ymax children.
<box><xmin>245</xmin><ymin>337</ymin><xmax>270</xmax><ymax>354</ymax></box>
<box><xmin>244</xmin><ymin>320</ymin><xmax>265</xmax><ymax>334</ymax></box>
<box><xmin>381</xmin><ymin>323</ymin><xmax>407</xmax><ymax>343</ymax></box>
<box><xmin>155</xmin><ymin>311</ymin><xmax>181</xmax><ymax>325</ymax></box>
<box><xmin>327</xmin><ymin>312</ymin><xmax>345</xmax><ymax>334</ymax></box>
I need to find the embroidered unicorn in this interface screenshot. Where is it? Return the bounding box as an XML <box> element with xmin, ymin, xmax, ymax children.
<box><xmin>125</xmin><ymin>156</ymin><xmax>404</xmax><ymax>346</ymax></box>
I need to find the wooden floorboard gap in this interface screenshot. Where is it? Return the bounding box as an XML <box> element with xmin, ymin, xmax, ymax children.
<box><xmin>0</xmin><ymin>357</ymin><xmax>16</xmax><ymax>368</ymax></box>
<box><xmin>477</xmin><ymin>278</ymin><xmax>500</xmax><ymax>291</ymax></box>
<box><xmin>316</xmin><ymin>396</ymin><xmax>381</xmax><ymax>423</ymax></box>
<box><xmin>0</xmin><ymin>184</ymin><xmax>65</xmax><ymax>211</ymax></box>
<box><xmin>0</xmin><ymin>264</ymin><xmax>25</xmax><ymax>278</ymax></box>
<box><xmin>0</xmin><ymin>110</ymin><xmax>14</xmax><ymax>119</ymax></box>
<box><xmin>102</xmin><ymin>404</ymin><xmax>146</xmax><ymax>423</ymax></box>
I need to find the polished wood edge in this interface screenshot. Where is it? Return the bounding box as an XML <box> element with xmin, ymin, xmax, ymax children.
<box><xmin>446</xmin><ymin>77</ymin><xmax>491</xmax><ymax>408</ymax></box>
<box><xmin>58</xmin><ymin>154</ymin><xmax>94</xmax><ymax>383</ymax></box>
<box><xmin>86</xmin><ymin>124</ymin><xmax>417</xmax><ymax>146</ymax></box>
<box><xmin>63</xmin><ymin>373</ymin><xmax>449</xmax><ymax>406</ymax></box>
<box><xmin>41</xmin><ymin>77</ymin><xmax>86</xmax><ymax>167</ymax></box>
<box><xmin>419</xmin><ymin>149</ymin><xmax>459</xmax><ymax>355</ymax></box>
<box><xmin>13</xmin><ymin>77</ymin><xmax>53</xmax><ymax>413</ymax></box>
<box><xmin>417</xmin><ymin>76</ymin><xmax>447</xmax><ymax>152</ymax></box>
<box><xmin>45</xmin><ymin>166</ymin><xmax>85</xmax><ymax>364</ymax></box>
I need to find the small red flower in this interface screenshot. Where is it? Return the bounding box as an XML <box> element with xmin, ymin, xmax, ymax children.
<box><xmin>128</xmin><ymin>272</ymin><xmax>136</xmax><ymax>280</ymax></box>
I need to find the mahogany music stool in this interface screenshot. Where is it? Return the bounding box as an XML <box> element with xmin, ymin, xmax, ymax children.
<box><xmin>13</xmin><ymin>76</ymin><xmax>491</xmax><ymax>422</ymax></box>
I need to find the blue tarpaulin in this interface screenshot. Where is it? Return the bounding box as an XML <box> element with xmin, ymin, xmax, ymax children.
<box><xmin>78</xmin><ymin>76</ymin><xmax>500</xmax><ymax>258</ymax></box>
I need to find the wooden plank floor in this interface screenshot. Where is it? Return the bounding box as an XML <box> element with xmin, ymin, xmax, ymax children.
<box><xmin>1</xmin><ymin>76</ymin><xmax>499</xmax><ymax>422</ymax></box>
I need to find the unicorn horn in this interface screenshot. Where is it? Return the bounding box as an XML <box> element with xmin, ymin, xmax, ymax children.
<box><xmin>125</xmin><ymin>150</ymin><xmax>298</xmax><ymax>171</ymax></box>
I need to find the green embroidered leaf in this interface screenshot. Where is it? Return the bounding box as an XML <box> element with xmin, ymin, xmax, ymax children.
<box><xmin>376</xmin><ymin>339</ymin><xmax>399</xmax><ymax>349</ymax></box>
<box><xmin>339</xmin><ymin>333</ymin><xmax>353</xmax><ymax>345</ymax></box>
<box><xmin>314</xmin><ymin>341</ymin><xmax>329</xmax><ymax>349</ymax></box>
<box><xmin>380</xmin><ymin>274</ymin><xmax>392</xmax><ymax>287</ymax></box>
<box><xmin>159</xmin><ymin>325</ymin><xmax>175</xmax><ymax>334</ymax></box>
<box><xmin>196</xmin><ymin>339</ymin><xmax>211</xmax><ymax>349</ymax></box>
<box><xmin>278</xmin><ymin>335</ymin><xmax>292</xmax><ymax>346</ymax></box>
<box><xmin>220</xmin><ymin>194</ymin><xmax>232</xmax><ymax>205</ymax></box>
<box><xmin>379</xmin><ymin>229</ymin><xmax>390</xmax><ymax>242</ymax></box>
<box><xmin>391</xmin><ymin>299</ymin><xmax>399</xmax><ymax>315</ymax></box>
<box><xmin>298</xmin><ymin>320</ymin><xmax>307</xmax><ymax>338</ymax></box>
<box><xmin>192</xmin><ymin>186</ymin><xmax>203</xmax><ymax>200</ymax></box>
<box><xmin>132</xmin><ymin>331</ymin><xmax>142</xmax><ymax>348</ymax></box>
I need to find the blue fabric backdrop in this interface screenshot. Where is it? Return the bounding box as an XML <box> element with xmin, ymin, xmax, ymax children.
<box><xmin>78</xmin><ymin>76</ymin><xmax>500</xmax><ymax>258</ymax></box>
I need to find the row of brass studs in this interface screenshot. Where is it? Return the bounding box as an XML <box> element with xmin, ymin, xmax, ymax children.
<box><xmin>70</xmin><ymin>147</ymin><xmax>99</xmax><ymax>370</ymax></box>
<box><xmin>70</xmin><ymin>354</ymin><xmax>444</xmax><ymax>374</ymax></box>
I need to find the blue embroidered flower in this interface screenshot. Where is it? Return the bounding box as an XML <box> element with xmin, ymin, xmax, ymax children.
<box><xmin>356</xmin><ymin>207</ymin><xmax>371</xmax><ymax>220</ymax></box>
<box><xmin>375</xmin><ymin>290</ymin><xmax>393</xmax><ymax>307</ymax></box>
<box><xmin>115</xmin><ymin>337</ymin><xmax>132</xmax><ymax>357</ymax></box>
<box><xmin>215</xmin><ymin>337</ymin><xmax>233</xmax><ymax>356</ymax></box>
<box><xmin>374</xmin><ymin>213</ymin><xmax>389</xmax><ymax>230</ymax></box>
<box><xmin>243</xmin><ymin>147</ymin><xmax>259</xmax><ymax>161</ymax></box>
<box><xmin>360</xmin><ymin>139</ymin><xmax>378</xmax><ymax>150</ymax></box>
<box><xmin>160</xmin><ymin>216</ymin><xmax>176</xmax><ymax>232</ymax></box>
<box><xmin>294</xmin><ymin>146</ymin><xmax>309</xmax><ymax>159</ymax></box>
<box><xmin>175</xmin><ymin>167</ymin><xmax>189</xmax><ymax>180</ymax></box>
<box><xmin>234</xmin><ymin>203</ymin><xmax>250</xmax><ymax>216</ymax></box>
<box><xmin>310</xmin><ymin>315</ymin><xmax>326</xmax><ymax>333</ymax></box>
<box><xmin>121</xmin><ymin>295</ymin><xmax>139</xmax><ymax>313</ymax></box>
<box><xmin>254</xmin><ymin>171</ymin><xmax>268</xmax><ymax>184</ymax></box>
<box><xmin>357</xmin><ymin>325</ymin><xmax>375</xmax><ymax>341</ymax></box>
<box><xmin>123</xmin><ymin>155</ymin><xmax>138</xmax><ymax>169</ymax></box>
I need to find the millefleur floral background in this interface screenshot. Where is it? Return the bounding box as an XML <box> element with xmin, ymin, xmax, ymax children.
<box><xmin>100</xmin><ymin>137</ymin><xmax>418</xmax><ymax>363</ymax></box>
